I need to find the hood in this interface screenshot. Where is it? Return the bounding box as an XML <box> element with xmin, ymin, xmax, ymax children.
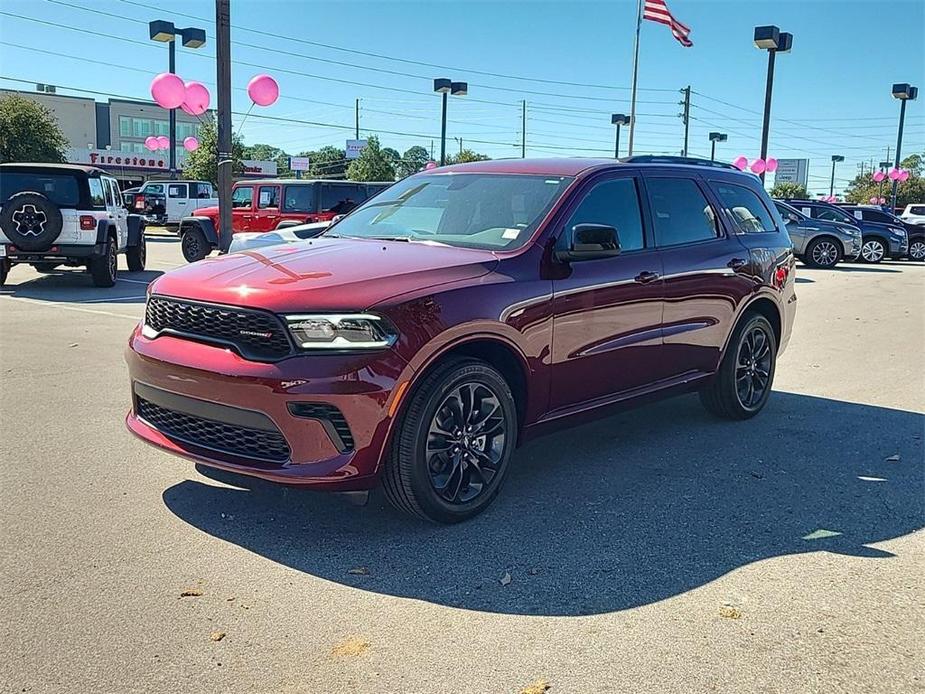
<box><xmin>150</xmin><ymin>237</ymin><xmax>499</xmax><ymax>312</ymax></box>
<box><xmin>191</xmin><ymin>204</ymin><xmax>219</xmax><ymax>217</ymax></box>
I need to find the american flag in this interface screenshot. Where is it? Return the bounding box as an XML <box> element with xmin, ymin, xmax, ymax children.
<box><xmin>643</xmin><ymin>0</ymin><xmax>693</xmax><ymax>47</ymax></box>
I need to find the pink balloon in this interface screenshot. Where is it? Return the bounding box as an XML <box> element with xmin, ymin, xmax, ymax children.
<box><xmin>181</xmin><ymin>81</ymin><xmax>210</xmax><ymax>116</ymax></box>
<box><xmin>424</xmin><ymin>161</ymin><xmax>437</xmax><ymax>170</ymax></box>
<box><xmin>869</xmin><ymin>196</ymin><xmax>879</xmax><ymax>204</ymax></box>
<box><xmin>872</xmin><ymin>171</ymin><xmax>886</xmax><ymax>182</ymax></box>
<box><xmin>765</xmin><ymin>157</ymin><xmax>778</xmax><ymax>173</ymax></box>
<box><xmin>750</xmin><ymin>158</ymin><xmax>767</xmax><ymax>175</ymax></box>
<box><xmin>888</xmin><ymin>168</ymin><xmax>901</xmax><ymax>181</ymax></box>
<box><xmin>899</xmin><ymin>170</ymin><xmax>910</xmax><ymax>182</ymax></box>
<box><xmin>879</xmin><ymin>197</ymin><xmax>886</xmax><ymax>204</ymax></box>
<box><xmin>732</xmin><ymin>155</ymin><xmax>748</xmax><ymax>171</ymax></box>
<box><xmin>144</xmin><ymin>136</ymin><xmax>159</xmax><ymax>152</ymax></box>
<box><xmin>156</xmin><ymin>135</ymin><xmax>170</xmax><ymax>150</ymax></box>
<box><xmin>247</xmin><ymin>74</ymin><xmax>279</xmax><ymax>107</ymax></box>
<box><xmin>183</xmin><ymin>136</ymin><xmax>199</xmax><ymax>152</ymax></box>
<box><xmin>150</xmin><ymin>72</ymin><xmax>186</xmax><ymax>110</ymax></box>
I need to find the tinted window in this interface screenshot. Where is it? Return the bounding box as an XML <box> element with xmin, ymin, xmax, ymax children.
<box><xmin>713</xmin><ymin>183</ymin><xmax>776</xmax><ymax>233</ymax></box>
<box><xmin>194</xmin><ymin>183</ymin><xmax>213</xmax><ymax>199</ymax></box>
<box><xmin>167</xmin><ymin>184</ymin><xmax>187</xmax><ymax>199</ymax></box>
<box><xmin>283</xmin><ymin>184</ymin><xmax>315</xmax><ymax>212</ymax></box>
<box><xmin>231</xmin><ymin>186</ymin><xmax>253</xmax><ymax>209</ymax></box>
<box><xmin>101</xmin><ymin>178</ymin><xmax>115</xmax><ymax>206</ymax></box>
<box><xmin>908</xmin><ymin>205</ymin><xmax>925</xmax><ymax>215</ymax></box>
<box><xmin>257</xmin><ymin>185</ymin><xmax>279</xmax><ymax>209</ymax></box>
<box><xmin>87</xmin><ymin>177</ymin><xmax>105</xmax><ymax>208</ymax></box>
<box><xmin>564</xmin><ymin>178</ymin><xmax>645</xmax><ymax>251</ymax></box>
<box><xmin>320</xmin><ymin>183</ymin><xmax>366</xmax><ymax>215</ymax></box>
<box><xmin>647</xmin><ymin>178</ymin><xmax>719</xmax><ymax>246</ymax></box>
<box><xmin>861</xmin><ymin>209</ymin><xmax>893</xmax><ymax>223</ymax></box>
<box><xmin>0</xmin><ymin>172</ymin><xmax>82</xmax><ymax>208</ymax></box>
<box><xmin>145</xmin><ymin>183</ymin><xmax>164</xmax><ymax>195</ymax></box>
<box><xmin>810</xmin><ymin>205</ymin><xmax>854</xmax><ymax>224</ymax></box>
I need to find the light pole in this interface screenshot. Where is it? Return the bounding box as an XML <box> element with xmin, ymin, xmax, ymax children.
<box><xmin>611</xmin><ymin>114</ymin><xmax>629</xmax><ymax>158</ymax></box>
<box><xmin>708</xmin><ymin>132</ymin><xmax>727</xmax><ymax>161</ymax></box>
<box><xmin>890</xmin><ymin>82</ymin><xmax>918</xmax><ymax>210</ymax></box>
<box><xmin>878</xmin><ymin>160</ymin><xmax>891</xmax><ymax>202</ymax></box>
<box><xmin>434</xmin><ymin>78</ymin><xmax>467</xmax><ymax>166</ymax></box>
<box><xmin>148</xmin><ymin>20</ymin><xmax>206</xmax><ymax>180</ymax></box>
<box><xmin>753</xmin><ymin>26</ymin><xmax>793</xmax><ymax>183</ymax></box>
<box><xmin>829</xmin><ymin>155</ymin><xmax>844</xmax><ymax>197</ymax></box>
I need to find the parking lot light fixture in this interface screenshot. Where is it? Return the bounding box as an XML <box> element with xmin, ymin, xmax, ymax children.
<box><xmin>754</xmin><ymin>26</ymin><xmax>792</xmax><ymax>183</ymax></box>
<box><xmin>434</xmin><ymin>79</ymin><xmax>467</xmax><ymax>166</ymax></box>
<box><xmin>830</xmin><ymin>155</ymin><xmax>845</xmax><ymax>197</ymax></box>
<box><xmin>611</xmin><ymin>114</ymin><xmax>630</xmax><ymax>158</ymax></box>
<box><xmin>709</xmin><ymin>132</ymin><xmax>727</xmax><ymax>161</ymax></box>
<box><xmin>890</xmin><ymin>83</ymin><xmax>918</xmax><ymax>210</ymax></box>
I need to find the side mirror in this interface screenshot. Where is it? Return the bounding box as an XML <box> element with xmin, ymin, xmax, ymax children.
<box><xmin>555</xmin><ymin>223</ymin><xmax>621</xmax><ymax>263</ymax></box>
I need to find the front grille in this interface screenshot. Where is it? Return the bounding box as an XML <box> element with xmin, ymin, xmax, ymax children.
<box><xmin>288</xmin><ymin>403</ymin><xmax>355</xmax><ymax>452</ymax></box>
<box><xmin>137</xmin><ymin>397</ymin><xmax>291</xmax><ymax>463</ymax></box>
<box><xmin>145</xmin><ymin>295</ymin><xmax>292</xmax><ymax>360</ymax></box>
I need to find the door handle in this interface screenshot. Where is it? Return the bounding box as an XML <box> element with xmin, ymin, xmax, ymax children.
<box><xmin>727</xmin><ymin>258</ymin><xmax>748</xmax><ymax>271</ymax></box>
<box><xmin>634</xmin><ymin>271</ymin><xmax>660</xmax><ymax>284</ymax></box>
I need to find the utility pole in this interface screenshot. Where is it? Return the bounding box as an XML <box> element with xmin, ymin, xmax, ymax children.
<box><xmin>521</xmin><ymin>100</ymin><xmax>526</xmax><ymax>158</ymax></box>
<box><xmin>215</xmin><ymin>0</ymin><xmax>232</xmax><ymax>253</ymax></box>
<box><xmin>680</xmin><ymin>85</ymin><xmax>691</xmax><ymax>157</ymax></box>
<box><xmin>355</xmin><ymin>98</ymin><xmax>359</xmax><ymax>139</ymax></box>
<box><xmin>454</xmin><ymin>137</ymin><xmax>463</xmax><ymax>154</ymax></box>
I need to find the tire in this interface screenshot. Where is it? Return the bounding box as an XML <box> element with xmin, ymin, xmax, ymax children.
<box><xmin>859</xmin><ymin>237</ymin><xmax>887</xmax><ymax>264</ymax></box>
<box><xmin>0</xmin><ymin>259</ymin><xmax>8</xmax><ymax>287</ymax></box>
<box><xmin>804</xmin><ymin>236</ymin><xmax>841</xmax><ymax>268</ymax></box>
<box><xmin>700</xmin><ymin>313</ymin><xmax>777</xmax><ymax>420</ymax></box>
<box><xmin>0</xmin><ymin>192</ymin><xmax>64</xmax><ymax>252</ymax></box>
<box><xmin>126</xmin><ymin>232</ymin><xmax>147</xmax><ymax>271</ymax></box>
<box><xmin>32</xmin><ymin>262</ymin><xmax>59</xmax><ymax>273</ymax></box>
<box><xmin>382</xmin><ymin>358</ymin><xmax>518</xmax><ymax>523</ymax></box>
<box><xmin>88</xmin><ymin>237</ymin><xmax>118</xmax><ymax>288</ymax></box>
<box><xmin>181</xmin><ymin>227</ymin><xmax>209</xmax><ymax>262</ymax></box>
<box><xmin>908</xmin><ymin>238</ymin><xmax>925</xmax><ymax>262</ymax></box>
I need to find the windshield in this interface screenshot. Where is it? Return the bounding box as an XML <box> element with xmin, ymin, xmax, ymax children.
<box><xmin>325</xmin><ymin>173</ymin><xmax>572</xmax><ymax>250</ymax></box>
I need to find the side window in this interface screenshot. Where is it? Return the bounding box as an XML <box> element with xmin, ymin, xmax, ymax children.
<box><xmin>563</xmin><ymin>178</ymin><xmax>645</xmax><ymax>251</ymax></box>
<box><xmin>712</xmin><ymin>182</ymin><xmax>777</xmax><ymax>233</ymax></box>
<box><xmin>167</xmin><ymin>183</ymin><xmax>188</xmax><ymax>199</ymax></box>
<box><xmin>283</xmin><ymin>184</ymin><xmax>315</xmax><ymax>212</ymax></box>
<box><xmin>88</xmin><ymin>178</ymin><xmax>105</xmax><ymax>208</ymax></box>
<box><xmin>146</xmin><ymin>184</ymin><xmax>164</xmax><ymax>195</ymax></box>
<box><xmin>864</xmin><ymin>210</ymin><xmax>892</xmax><ymax>223</ymax></box>
<box><xmin>320</xmin><ymin>183</ymin><xmax>365</xmax><ymax>214</ymax></box>
<box><xmin>109</xmin><ymin>180</ymin><xmax>122</xmax><ymax>207</ymax></box>
<box><xmin>231</xmin><ymin>186</ymin><xmax>253</xmax><ymax>209</ymax></box>
<box><xmin>815</xmin><ymin>209</ymin><xmax>846</xmax><ymax>223</ymax></box>
<box><xmin>647</xmin><ymin>178</ymin><xmax>719</xmax><ymax>247</ymax></box>
<box><xmin>198</xmin><ymin>183</ymin><xmax>215</xmax><ymax>199</ymax></box>
<box><xmin>257</xmin><ymin>185</ymin><xmax>279</xmax><ymax>209</ymax></box>
<box><xmin>101</xmin><ymin>178</ymin><xmax>114</xmax><ymax>207</ymax></box>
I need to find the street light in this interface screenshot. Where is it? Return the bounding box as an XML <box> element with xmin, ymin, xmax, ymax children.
<box><xmin>753</xmin><ymin>26</ymin><xmax>793</xmax><ymax>183</ymax></box>
<box><xmin>890</xmin><ymin>82</ymin><xmax>918</xmax><ymax>210</ymax></box>
<box><xmin>434</xmin><ymin>78</ymin><xmax>467</xmax><ymax>166</ymax></box>
<box><xmin>708</xmin><ymin>131</ymin><xmax>727</xmax><ymax>161</ymax></box>
<box><xmin>829</xmin><ymin>155</ymin><xmax>845</xmax><ymax>197</ymax></box>
<box><xmin>611</xmin><ymin>114</ymin><xmax>630</xmax><ymax>158</ymax></box>
<box><xmin>149</xmin><ymin>20</ymin><xmax>207</xmax><ymax>179</ymax></box>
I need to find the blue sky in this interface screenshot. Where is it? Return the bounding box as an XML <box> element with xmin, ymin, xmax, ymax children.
<box><xmin>1</xmin><ymin>0</ymin><xmax>923</xmax><ymax>194</ymax></box>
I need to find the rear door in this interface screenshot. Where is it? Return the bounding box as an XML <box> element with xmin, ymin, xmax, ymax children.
<box><xmin>166</xmin><ymin>182</ymin><xmax>189</xmax><ymax>223</ymax></box>
<box><xmin>104</xmin><ymin>177</ymin><xmax>129</xmax><ymax>248</ymax></box>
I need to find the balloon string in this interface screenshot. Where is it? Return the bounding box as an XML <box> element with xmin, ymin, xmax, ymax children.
<box><xmin>235</xmin><ymin>103</ymin><xmax>256</xmax><ymax>137</ymax></box>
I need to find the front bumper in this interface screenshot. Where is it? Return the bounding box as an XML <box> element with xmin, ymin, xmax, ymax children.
<box><xmin>125</xmin><ymin>324</ymin><xmax>412</xmax><ymax>490</ymax></box>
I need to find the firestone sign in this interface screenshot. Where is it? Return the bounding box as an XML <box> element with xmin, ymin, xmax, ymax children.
<box><xmin>68</xmin><ymin>148</ymin><xmax>167</xmax><ymax>170</ymax></box>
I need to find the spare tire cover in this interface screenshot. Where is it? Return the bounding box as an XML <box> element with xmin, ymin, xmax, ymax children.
<box><xmin>0</xmin><ymin>191</ymin><xmax>65</xmax><ymax>251</ymax></box>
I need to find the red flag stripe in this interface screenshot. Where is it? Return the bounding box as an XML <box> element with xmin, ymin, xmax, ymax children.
<box><xmin>643</xmin><ymin>0</ymin><xmax>693</xmax><ymax>47</ymax></box>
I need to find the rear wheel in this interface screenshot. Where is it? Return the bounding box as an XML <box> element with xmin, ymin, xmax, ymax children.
<box><xmin>805</xmin><ymin>237</ymin><xmax>841</xmax><ymax>268</ymax></box>
<box><xmin>908</xmin><ymin>238</ymin><xmax>925</xmax><ymax>261</ymax></box>
<box><xmin>700</xmin><ymin>313</ymin><xmax>777</xmax><ymax>420</ymax></box>
<box><xmin>382</xmin><ymin>358</ymin><xmax>517</xmax><ymax>523</ymax></box>
<box><xmin>88</xmin><ymin>237</ymin><xmax>117</xmax><ymax>287</ymax></box>
<box><xmin>181</xmin><ymin>227</ymin><xmax>209</xmax><ymax>263</ymax></box>
<box><xmin>860</xmin><ymin>237</ymin><xmax>886</xmax><ymax>263</ymax></box>
<box><xmin>0</xmin><ymin>259</ymin><xmax>8</xmax><ymax>286</ymax></box>
<box><xmin>126</xmin><ymin>233</ymin><xmax>147</xmax><ymax>271</ymax></box>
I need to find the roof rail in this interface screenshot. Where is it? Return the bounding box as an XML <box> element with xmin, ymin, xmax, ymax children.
<box><xmin>620</xmin><ymin>155</ymin><xmax>740</xmax><ymax>171</ymax></box>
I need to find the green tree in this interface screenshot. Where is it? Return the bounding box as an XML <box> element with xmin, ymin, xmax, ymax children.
<box><xmin>181</xmin><ymin>116</ymin><xmax>245</xmax><ymax>185</ymax></box>
<box><xmin>346</xmin><ymin>136</ymin><xmax>396</xmax><ymax>181</ymax></box>
<box><xmin>842</xmin><ymin>151</ymin><xmax>925</xmax><ymax>209</ymax></box>
<box><xmin>241</xmin><ymin>143</ymin><xmax>291</xmax><ymax>177</ymax></box>
<box><xmin>0</xmin><ymin>94</ymin><xmax>68</xmax><ymax>163</ymax></box>
<box><xmin>447</xmin><ymin>149</ymin><xmax>490</xmax><ymax>164</ymax></box>
<box><xmin>769</xmin><ymin>181</ymin><xmax>809</xmax><ymax>199</ymax></box>
<box><xmin>397</xmin><ymin>145</ymin><xmax>429</xmax><ymax>178</ymax></box>
<box><xmin>300</xmin><ymin>146</ymin><xmax>346</xmax><ymax>178</ymax></box>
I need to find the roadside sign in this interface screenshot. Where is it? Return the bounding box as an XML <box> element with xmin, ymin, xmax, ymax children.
<box><xmin>346</xmin><ymin>139</ymin><xmax>368</xmax><ymax>160</ymax></box>
<box><xmin>289</xmin><ymin>156</ymin><xmax>311</xmax><ymax>171</ymax></box>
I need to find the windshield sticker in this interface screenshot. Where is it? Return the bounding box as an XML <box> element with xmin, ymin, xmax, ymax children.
<box><xmin>502</xmin><ymin>228</ymin><xmax>521</xmax><ymax>240</ymax></box>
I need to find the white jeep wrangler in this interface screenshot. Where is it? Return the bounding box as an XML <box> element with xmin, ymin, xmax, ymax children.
<box><xmin>0</xmin><ymin>163</ymin><xmax>146</xmax><ymax>287</ymax></box>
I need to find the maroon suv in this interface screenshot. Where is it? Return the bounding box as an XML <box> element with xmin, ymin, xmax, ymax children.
<box><xmin>126</xmin><ymin>157</ymin><xmax>796</xmax><ymax>523</ymax></box>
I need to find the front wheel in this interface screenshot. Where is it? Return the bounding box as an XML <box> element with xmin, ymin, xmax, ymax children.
<box><xmin>860</xmin><ymin>237</ymin><xmax>886</xmax><ymax>264</ymax></box>
<box><xmin>0</xmin><ymin>259</ymin><xmax>9</xmax><ymax>286</ymax></box>
<box><xmin>908</xmin><ymin>238</ymin><xmax>925</xmax><ymax>262</ymax></box>
<box><xmin>700</xmin><ymin>313</ymin><xmax>777</xmax><ymax>420</ymax></box>
<box><xmin>382</xmin><ymin>358</ymin><xmax>517</xmax><ymax>523</ymax></box>
<box><xmin>181</xmin><ymin>228</ymin><xmax>209</xmax><ymax>263</ymax></box>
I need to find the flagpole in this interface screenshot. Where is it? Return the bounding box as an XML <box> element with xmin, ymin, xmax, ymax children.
<box><xmin>627</xmin><ymin>0</ymin><xmax>643</xmax><ymax>156</ymax></box>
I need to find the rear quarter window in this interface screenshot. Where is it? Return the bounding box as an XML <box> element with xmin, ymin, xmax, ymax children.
<box><xmin>0</xmin><ymin>171</ymin><xmax>83</xmax><ymax>208</ymax></box>
<box><xmin>711</xmin><ymin>182</ymin><xmax>777</xmax><ymax>233</ymax></box>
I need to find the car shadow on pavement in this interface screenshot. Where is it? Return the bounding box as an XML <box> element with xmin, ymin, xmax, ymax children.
<box><xmin>0</xmin><ymin>268</ymin><xmax>161</xmax><ymax>302</ymax></box>
<box><xmin>799</xmin><ymin>264</ymin><xmax>902</xmax><ymax>274</ymax></box>
<box><xmin>162</xmin><ymin>392</ymin><xmax>924</xmax><ymax>616</ymax></box>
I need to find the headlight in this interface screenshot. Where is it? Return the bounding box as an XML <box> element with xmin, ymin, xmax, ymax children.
<box><xmin>284</xmin><ymin>313</ymin><xmax>397</xmax><ymax>350</ymax></box>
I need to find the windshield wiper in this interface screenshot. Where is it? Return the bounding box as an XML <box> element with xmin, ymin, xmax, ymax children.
<box><xmin>365</xmin><ymin>235</ymin><xmax>451</xmax><ymax>247</ymax></box>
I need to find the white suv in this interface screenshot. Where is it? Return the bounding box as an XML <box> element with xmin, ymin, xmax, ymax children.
<box><xmin>900</xmin><ymin>204</ymin><xmax>925</xmax><ymax>226</ymax></box>
<box><xmin>0</xmin><ymin>163</ymin><xmax>146</xmax><ymax>287</ymax></box>
<box><xmin>135</xmin><ymin>179</ymin><xmax>217</xmax><ymax>228</ymax></box>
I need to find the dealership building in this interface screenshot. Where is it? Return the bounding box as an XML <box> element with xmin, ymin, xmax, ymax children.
<box><xmin>1</xmin><ymin>87</ymin><xmax>276</xmax><ymax>187</ymax></box>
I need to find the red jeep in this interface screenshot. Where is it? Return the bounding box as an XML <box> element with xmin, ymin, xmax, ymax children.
<box><xmin>178</xmin><ymin>178</ymin><xmax>391</xmax><ymax>262</ymax></box>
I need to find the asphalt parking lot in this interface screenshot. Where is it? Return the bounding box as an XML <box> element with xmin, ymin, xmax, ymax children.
<box><xmin>1</xmin><ymin>230</ymin><xmax>923</xmax><ymax>694</ymax></box>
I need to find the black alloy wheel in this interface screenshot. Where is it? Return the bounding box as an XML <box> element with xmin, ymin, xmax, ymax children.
<box><xmin>735</xmin><ymin>324</ymin><xmax>773</xmax><ymax>410</ymax></box>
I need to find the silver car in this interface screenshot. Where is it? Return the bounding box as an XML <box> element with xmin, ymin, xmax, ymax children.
<box><xmin>774</xmin><ymin>200</ymin><xmax>861</xmax><ymax>268</ymax></box>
